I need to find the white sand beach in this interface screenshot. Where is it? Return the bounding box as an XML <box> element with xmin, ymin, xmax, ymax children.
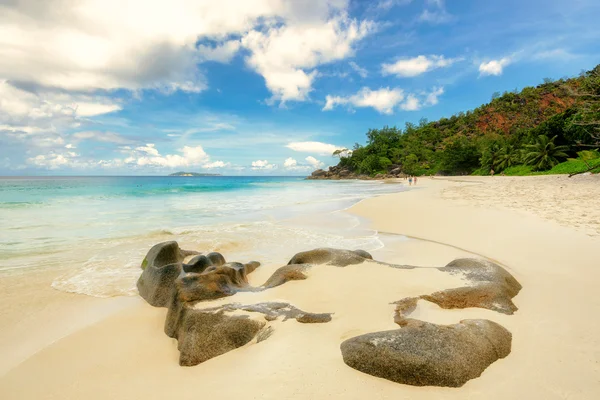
<box><xmin>1</xmin><ymin>176</ymin><xmax>599</xmax><ymax>399</ymax></box>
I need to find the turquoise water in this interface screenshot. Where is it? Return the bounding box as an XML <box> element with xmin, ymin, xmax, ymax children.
<box><xmin>0</xmin><ymin>176</ymin><xmax>405</xmax><ymax>296</ymax></box>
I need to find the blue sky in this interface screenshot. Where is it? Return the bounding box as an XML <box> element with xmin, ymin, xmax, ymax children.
<box><xmin>1</xmin><ymin>0</ymin><xmax>599</xmax><ymax>175</ymax></box>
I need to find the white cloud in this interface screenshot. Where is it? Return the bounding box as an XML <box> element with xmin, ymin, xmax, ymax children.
<box><xmin>0</xmin><ymin>80</ymin><xmax>123</xmax><ymax>152</ymax></box>
<box><xmin>479</xmin><ymin>58</ymin><xmax>511</xmax><ymax>76</ymax></box>
<box><xmin>399</xmin><ymin>95</ymin><xmax>420</xmax><ymax>111</ymax></box>
<box><xmin>0</xmin><ymin>1</ymin><xmax>260</xmax><ymax>92</ymax></box>
<box><xmin>197</xmin><ymin>40</ymin><xmax>241</xmax><ymax>63</ymax></box>
<box><xmin>203</xmin><ymin>160</ymin><xmax>230</xmax><ymax>169</ymax></box>
<box><xmin>26</xmin><ymin>147</ymin><xmax>86</xmax><ymax>169</ymax></box>
<box><xmin>284</xmin><ymin>157</ymin><xmax>298</xmax><ymax>168</ymax></box>
<box><xmin>323</xmin><ymin>86</ymin><xmax>444</xmax><ymax>114</ymax></box>
<box><xmin>241</xmin><ymin>14</ymin><xmax>375</xmax><ymax>103</ymax></box>
<box><xmin>0</xmin><ymin>0</ymin><xmax>371</xmax><ymax>100</ymax></box>
<box><xmin>133</xmin><ymin>146</ymin><xmax>209</xmax><ymax>168</ymax></box>
<box><xmin>324</xmin><ymin>87</ymin><xmax>405</xmax><ymax>114</ymax></box>
<box><xmin>286</xmin><ymin>141</ymin><xmax>344</xmax><ymax>156</ymax></box>
<box><xmin>251</xmin><ymin>159</ymin><xmax>277</xmax><ymax>170</ymax></box>
<box><xmin>74</xmin><ymin>103</ymin><xmax>122</xmax><ymax>117</ymax></box>
<box><xmin>135</xmin><ymin>144</ymin><xmax>161</xmax><ymax>156</ymax></box>
<box><xmin>283</xmin><ymin>157</ymin><xmax>312</xmax><ymax>171</ymax></box>
<box><xmin>62</xmin><ymin>143</ymin><xmax>214</xmax><ymax>170</ymax></box>
<box><xmin>305</xmin><ymin>156</ymin><xmax>324</xmax><ymax>169</ymax></box>
<box><xmin>27</xmin><ymin>154</ymin><xmax>70</xmax><ymax>169</ymax></box>
<box><xmin>425</xmin><ymin>86</ymin><xmax>444</xmax><ymax>105</ymax></box>
<box><xmin>382</xmin><ymin>55</ymin><xmax>460</xmax><ymax>77</ymax></box>
<box><xmin>349</xmin><ymin>61</ymin><xmax>368</xmax><ymax>78</ymax></box>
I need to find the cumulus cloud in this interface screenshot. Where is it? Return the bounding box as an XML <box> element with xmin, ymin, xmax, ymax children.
<box><xmin>382</xmin><ymin>55</ymin><xmax>461</xmax><ymax>77</ymax></box>
<box><xmin>0</xmin><ymin>0</ymin><xmax>373</xmax><ymax>102</ymax></box>
<box><xmin>324</xmin><ymin>87</ymin><xmax>404</xmax><ymax>114</ymax></box>
<box><xmin>28</xmin><ymin>154</ymin><xmax>72</xmax><ymax>169</ymax></box>
<box><xmin>479</xmin><ymin>58</ymin><xmax>511</xmax><ymax>76</ymax></box>
<box><xmin>282</xmin><ymin>157</ymin><xmax>313</xmax><ymax>171</ymax></box>
<box><xmin>284</xmin><ymin>157</ymin><xmax>298</xmax><ymax>168</ymax></box>
<box><xmin>0</xmin><ymin>80</ymin><xmax>124</xmax><ymax>155</ymax></box>
<box><xmin>399</xmin><ymin>95</ymin><xmax>420</xmax><ymax>111</ymax></box>
<box><xmin>305</xmin><ymin>156</ymin><xmax>324</xmax><ymax>169</ymax></box>
<box><xmin>197</xmin><ymin>40</ymin><xmax>241</xmax><ymax>63</ymax></box>
<box><xmin>286</xmin><ymin>141</ymin><xmax>345</xmax><ymax>156</ymax></box>
<box><xmin>203</xmin><ymin>160</ymin><xmax>230</xmax><ymax>169</ymax></box>
<box><xmin>242</xmin><ymin>15</ymin><xmax>375</xmax><ymax>104</ymax></box>
<box><xmin>251</xmin><ymin>159</ymin><xmax>277</xmax><ymax>170</ymax></box>
<box><xmin>425</xmin><ymin>86</ymin><xmax>444</xmax><ymax>105</ymax></box>
<box><xmin>74</xmin><ymin>103</ymin><xmax>122</xmax><ymax>117</ymax></box>
<box><xmin>323</xmin><ymin>86</ymin><xmax>444</xmax><ymax>114</ymax></box>
<box><xmin>0</xmin><ymin>81</ymin><xmax>120</xmax><ymax>127</ymax></box>
<box><xmin>123</xmin><ymin>144</ymin><xmax>209</xmax><ymax>168</ymax></box>
<box><xmin>26</xmin><ymin>143</ymin><xmax>219</xmax><ymax>170</ymax></box>
<box><xmin>0</xmin><ymin>1</ymin><xmax>265</xmax><ymax>92</ymax></box>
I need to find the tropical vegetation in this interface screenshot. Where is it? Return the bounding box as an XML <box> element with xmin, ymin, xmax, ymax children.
<box><xmin>333</xmin><ymin>65</ymin><xmax>600</xmax><ymax>176</ymax></box>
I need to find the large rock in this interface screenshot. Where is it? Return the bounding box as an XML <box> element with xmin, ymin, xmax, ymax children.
<box><xmin>138</xmin><ymin>242</ymin><xmax>338</xmax><ymax>367</ymax></box>
<box><xmin>166</xmin><ymin>302</ymin><xmax>266</xmax><ymax>366</ymax></box>
<box><xmin>137</xmin><ymin>241</ymin><xmax>201</xmax><ymax>306</ymax></box>
<box><xmin>175</xmin><ymin>261</ymin><xmax>260</xmax><ymax>303</ymax></box>
<box><xmin>287</xmin><ymin>248</ymin><xmax>372</xmax><ymax>267</ymax></box>
<box><xmin>137</xmin><ymin>240</ymin><xmax>260</xmax><ymax>306</ymax></box>
<box><xmin>340</xmin><ymin>319</ymin><xmax>512</xmax><ymax>387</ymax></box>
<box><xmin>137</xmin><ymin>261</ymin><xmax>183</xmax><ymax>307</ymax></box>
<box><xmin>140</xmin><ymin>241</ymin><xmax>194</xmax><ymax>270</ymax></box>
<box><xmin>427</xmin><ymin>258</ymin><xmax>523</xmax><ymax>314</ymax></box>
<box><xmin>261</xmin><ymin>264</ymin><xmax>311</xmax><ymax>289</ymax></box>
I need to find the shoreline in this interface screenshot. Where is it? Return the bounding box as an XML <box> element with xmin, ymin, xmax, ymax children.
<box><xmin>1</xmin><ymin>176</ymin><xmax>599</xmax><ymax>398</ymax></box>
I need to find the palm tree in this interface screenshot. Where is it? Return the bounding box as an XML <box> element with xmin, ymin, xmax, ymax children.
<box><xmin>496</xmin><ymin>145</ymin><xmax>518</xmax><ymax>171</ymax></box>
<box><xmin>480</xmin><ymin>142</ymin><xmax>502</xmax><ymax>172</ymax></box>
<box><xmin>332</xmin><ymin>148</ymin><xmax>350</xmax><ymax>159</ymax></box>
<box><xmin>522</xmin><ymin>135</ymin><xmax>569</xmax><ymax>171</ymax></box>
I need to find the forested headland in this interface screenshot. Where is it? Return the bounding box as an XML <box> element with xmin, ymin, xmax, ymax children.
<box><xmin>320</xmin><ymin>65</ymin><xmax>600</xmax><ymax>178</ymax></box>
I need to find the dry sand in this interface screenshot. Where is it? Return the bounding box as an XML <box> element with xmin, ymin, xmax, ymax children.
<box><xmin>1</xmin><ymin>176</ymin><xmax>599</xmax><ymax>399</ymax></box>
<box><xmin>441</xmin><ymin>174</ymin><xmax>600</xmax><ymax>236</ymax></box>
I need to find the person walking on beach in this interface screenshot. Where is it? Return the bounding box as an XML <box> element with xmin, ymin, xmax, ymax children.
<box><xmin>414</xmin><ymin>176</ymin><xmax>418</xmax><ymax>185</ymax></box>
<box><xmin>408</xmin><ymin>176</ymin><xmax>413</xmax><ymax>185</ymax></box>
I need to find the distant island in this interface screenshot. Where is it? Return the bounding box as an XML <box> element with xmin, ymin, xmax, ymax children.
<box><xmin>168</xmin><ymin>172</ymin><xmax>222</xmax><ymax>177</ymax></box>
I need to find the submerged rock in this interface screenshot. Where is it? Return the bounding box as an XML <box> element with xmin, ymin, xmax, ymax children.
<box><xmin>340</xmin><ymin>319</ymin><xmax>512</xmax><ymax>387</ymax></box>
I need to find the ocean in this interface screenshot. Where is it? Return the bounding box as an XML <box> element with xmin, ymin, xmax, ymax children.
<box><xmin>0</xmin><ymin>176</ymin><xmax>406</xmax><ymax>297</ymax></box>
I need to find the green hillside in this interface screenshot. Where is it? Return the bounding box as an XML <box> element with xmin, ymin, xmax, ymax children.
<box><xmin>334</xmin><ymin>65</ymin><xmax>600</xmax><ymax>176</ymax></box>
